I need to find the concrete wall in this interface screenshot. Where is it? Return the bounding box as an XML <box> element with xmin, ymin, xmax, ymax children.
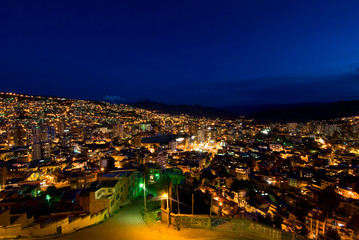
<box><xmin>0</xmin><ymin>224</ymin><xmax>22</xmax><ymax>238</ymax></box>
<box><xmin>21</xmin><ymin>209</ymin><xmax>109</xmax><ymax>238</ymax></box>
<box><xmin>171</xmin><ymin>213</ymin><xmax>211</xmax><ymax>228</ymax></box>
<box><xmin>0</xmin><ymin>209</ymin><xmax>10</xmax><ymax>226</ymax></box>
<box><xmin>162</xmin><ymin>210</ymin><xmax>304</xmax><ymax>240</ymax></box>
<box><xmin>11</xmin><ymin>212</ymin><xmax>32</xmax><ymax>228</ymax></box>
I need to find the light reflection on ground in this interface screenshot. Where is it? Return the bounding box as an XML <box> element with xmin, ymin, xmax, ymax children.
<box><xmin>50</xmin><ymin>201</ymin><xmax>264</xmax><ymax>240</ymax></box>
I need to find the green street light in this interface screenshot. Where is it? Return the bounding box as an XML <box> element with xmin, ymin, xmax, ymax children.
<box><xmin>142</xmin><ymin>176</ymin><xmax>147</xmax><ymax>212</ymax></box>
<box><xmin>46</xmin><ymin>194</ymin><xmax>51</xmax><ymax>203</ymax></box>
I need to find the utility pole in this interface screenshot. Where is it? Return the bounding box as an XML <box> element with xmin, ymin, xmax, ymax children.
<box><xmin>169</xmin><ymin>182</ymin><xmax>173</xmax><ymax>213</ymax></box>
<box><xmin>143</xmin><ymin>175</ymin><xmax>147</xmax><ymax>212</ymax></box>
<box><xmin>192</xmin><ymin>193</ymin><xmax>194</xmax><ymax>215</ymax></box>
<box><xmin>210</xmin><ymin>195</ymin><xmax>213</xmax><ymax>217</ymax></box>
<box><xmin>176</xmin><ymin>185</ymin><xmax>180</xmax><ymax>214</ymax></box>
<box><xmin>323</xmin><ymin>212</ymin><xmax>328</xmax><ymax>240</ymax></box>
<box><xmin>292</xmin><ymin>219</ymin><xmax>296</xmax><ymax>240</ymax></box>
<box><xmin>167</xmin><ymin>186</ymin><xmax>170</xmax><ymax>226</ymax></box>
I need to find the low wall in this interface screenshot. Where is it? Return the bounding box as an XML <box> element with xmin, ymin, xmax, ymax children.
<box><xmin>0</xmin><ymin>224</ymin><xmax>22</xmax><ymax>239</ymax></box>
<box><xmin>162</xmin><ymin>209</ymin><xmax>304</xmax><ymax>240</ymax></box>
<box><xmin>21</xmin><ymin>209</ymin><xmax>109</xmax><ymax>238</ymax></box>
<box><xmin>173</xmin><ymin>214</ymin><xmax>211</xmax><ymax>229</ymax></box>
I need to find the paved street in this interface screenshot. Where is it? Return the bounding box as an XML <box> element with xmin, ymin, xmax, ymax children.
<box><xmin>57</xmin><ymin>201</ymin><xmax>165</xmax><ymax>240</ymax></box>
<box><xmin>54</xmin><ymin>200</ymin><xmax>262</xmax><ymax>240</ymax></box>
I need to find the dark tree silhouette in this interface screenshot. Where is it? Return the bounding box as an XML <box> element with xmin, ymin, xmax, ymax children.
<box><xmin>349</xmin><ymin>214</ymin><xmax>359</xmax><ymax>234</ymax></box>
<box><xmin>318</xmin><ymin>187</ymin><xmax>340</xmax><ymax>217</ymax></box>
<box><xmin>201</xmin><ymin>169</ymin><xmax>216</xmax><ymax>181</ymax></box>
<box><xmin>107</xmin><ymin>157</ymin><xmax>115</xmax><ymax>170</ymax></box>
<box><xmin>320</xmin><ymin>228</ymin><xmax>341</xmax><ymax>240</ymax></box>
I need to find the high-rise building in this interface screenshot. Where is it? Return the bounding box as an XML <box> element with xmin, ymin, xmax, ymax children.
<box><xmin>169</xmin><ymin>140</ymin><xmax>177</xmax><ymax>151</ymax></box>
<box><xmin>32</xmin><ymin>143</ymin><xmax>42</xmax><ymax>161</ymax></box>
<box><xmin>119</xmin><ymin>124</ymin><xmax>124</xmax><ymax>139</ymax></box>
<box><xmin>113</xmin><ymin>124</ymin><xmax>125</xmax><ymax>139</ymax></box>
<box><xmin>27</xmin><ymin>126</ymin><xmax>41</xmax><ymax>145</ymax></box>
<box><xmin>0</xmin><ymin>163</ymin><xmax>8</xmax><ymax>188</ymax></box>
<box><xmin>112</xmin><ymin>124</ymin><xmax>120</xmax><ymax>138</ymax></box>
<box><xmin>57</xmin><ymin>122</ymin><xmax>65</xmax><ymax>135</ymax></box>
<box><xmin>83</xmin><ymin>127</ymin><xmax>93</xmax><ymax>140</ymax></box>
<box><xmin>40</xmin><ymin>126</ymin><xmax>49</xmax><ymax>142</ymax></box>
<box><xmin>47</xmin><ymin>126</ymin><xmax>56</xmax><ymax>141</ymax></box>
<box><xmin>32</xmin><ymin>142</ymin><xmax>51</xmax><ymax>161</ymax></box>
<box><xmin>42</xmin><ymin>142</ymin><xmax>51</xmax><ymax>159</ymax></box>
<box><xmin>12</xmin><ymin>126</ymin><xmax>24</xmax><ymax>147</ymax></box>
<box><xmin>184</xmin><ymin>124</ymin><xmax>189</xmax><ymax>133</ymax></box>
<box><xmin>198</xmin><ymin>129</ymin><xmax>206</xmax><ymax>143</ymax></box>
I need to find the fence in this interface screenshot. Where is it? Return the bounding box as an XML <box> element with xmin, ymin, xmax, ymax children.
<box><xmin>162</xmin><ymin>209</ymin><xmax>304</xmax><ymax>240</ymax></box>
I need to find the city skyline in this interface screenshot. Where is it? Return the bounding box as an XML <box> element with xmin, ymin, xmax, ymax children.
<box><xmin>0</xmin><ymin>92</ymin><xmax>358</xmax><ymax>239</ymax></box>
<box><xmin>2</xmin><ymin>1</ymin><xmax>359</xmax><ymax>239</ymax></box>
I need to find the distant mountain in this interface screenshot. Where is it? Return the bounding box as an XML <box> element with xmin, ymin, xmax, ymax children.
<box><xmin>130</xmin><ymin>100</ymin><xmax>359</xmax><ymax>122</ymax></box>
<box><xmin>221</xmin><ymin>103</ymin><xmax>323</xmax><ymax>116</ymax></box>
<box><xmin>130</xmin><ymin>100</ymin><xmax>238</xmax><ymax>119</ymax></box>
<box><xmin>6</xmin><ymin>92</ymin><xmax>358</xmax><ymax>123</ymax></box>
<box><xmin>246</xmin><ymin>101</ymin><xmax>359</xmax><ymax>123</ymax></box>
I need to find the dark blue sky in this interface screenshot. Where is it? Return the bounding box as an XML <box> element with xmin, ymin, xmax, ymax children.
<box><xmin>1</xmin><ymin>0</ymin><xmax>359</xmax><ymax>106</ymax></box>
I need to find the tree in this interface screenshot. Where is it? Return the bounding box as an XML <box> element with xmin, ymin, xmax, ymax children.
<box><xmin>348</xmin><ymin>214</ymin><xmax>359</xmax><ymax>234</ymax></box>
<box><xmin>46</xmin><ymin>186</ymin><xmax>57</xmax><ymax>195</ymax></box>
<box><xmin>321</xmin><ymin>228</ymin><xmax>341</xmax><ymax>240</ymax></box>
<box><xmin>201</xmin><ymin>169</ymin><xmax>216</xmax><ymax>181</ymax></box>
<box><xmin>318</xmin><ymin>187</ymin><xmax>341</xmax><ymax>240</ymax></box>
<box><xmin>107</xmin><ymin>157</ymin><xmax>115</xmax><ymax>170</ymax></box>
<box><xmin>273</xmin><ymin>214</ymin><xmax>283</xmax><ymax>229</ymax></box>
<box><xmin>230</xmin><ymin>179</ymin><xmax>254</xmax><ymax>192</ymax></box>
<box><xmin>318</xmin><ymin>187</ymin><xmax>340</xmax><ymax>217</ymax></box>
<box><xmin>304</xmin><ymin>137</ymin><xmax>320</xmax><ymax>151</ymax></box>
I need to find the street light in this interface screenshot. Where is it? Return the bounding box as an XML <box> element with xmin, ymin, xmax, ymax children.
<box><xmin>162</xmin><ymin>193</ymin><xmax>168</xmax><ymax>208</ymax></box>
<box><xmin>141</xmin><ymin>178</ymin><xmax>147</xmax><ymax>212</ymax></box>
<box><xmin>162</xmin><ymin>193</ymin><xmax>169</xmax><ymax>226</ymax></box>
<box><xmin>219</xmin><ymin>202</ymin><xmax>223</xmax><ymax>215</ymax></box>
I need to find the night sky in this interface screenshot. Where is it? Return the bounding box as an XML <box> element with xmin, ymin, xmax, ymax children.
<box><xmin>1</xmin><ymin>0</ymin><xmax>359</xmax><ymax>107</ymax></box>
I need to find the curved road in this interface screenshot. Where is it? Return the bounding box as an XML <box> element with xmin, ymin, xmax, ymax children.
<box><xmin>58</xmin><ymin>202</ymin><xmax>166</xmax><ymax>240</ymax></box>
<box><xmin>56</xmin><ymin>201</ymin><xmax>262</xmax><ymax>240</ymax></box>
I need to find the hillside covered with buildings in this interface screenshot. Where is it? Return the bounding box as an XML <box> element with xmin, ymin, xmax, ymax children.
<box><xmin>0</xmin><ymin>92</ymin><xmax>359</xmax><ymax>239</ymax></box>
